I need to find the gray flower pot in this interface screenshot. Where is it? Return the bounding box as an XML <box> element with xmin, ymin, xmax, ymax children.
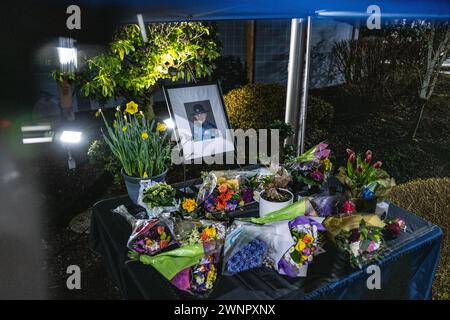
<box><xmin>121</xmin><ymin>168</ymin><xmax>168</xmax><ymax>204</ymax></box>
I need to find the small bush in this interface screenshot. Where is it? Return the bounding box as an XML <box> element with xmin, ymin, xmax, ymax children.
<box><xmin>224</xmin><ymin>84</ymin><xmax>287</xmax><ymax>130</ymax></box>
<box><xmin>387</xmin><ymin>177</ymin><xmax>450</xmax><ymax>300</ymax></box>
<box><xmin>304</xmin><ymin>96</ymin><xmax>334</xmax><ymax>148</ymax></box>
<box><xmin>224</xmin><ymin>84</ymin><xmax>334</xmax><ymax>133</ymax></box>
<box><xmin>87</xmin><ymin>139</ymin><xmax>123</xmax><ymax>190</ymax></box>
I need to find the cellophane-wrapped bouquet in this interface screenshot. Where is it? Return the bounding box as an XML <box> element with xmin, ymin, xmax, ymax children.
<box><xmin>197</xmin><ymin>170</ymin><xmax>258</xmax><ymax>219</ymax></box>
<box><xmin>127</xmin><ymin>218</ymin><xmax>179</xmax><ymax>256</ymax></box>
<box><xmin>278</xmin><ymin>215</ymin><xmax>324</xmax><ymax>277</ymax></box>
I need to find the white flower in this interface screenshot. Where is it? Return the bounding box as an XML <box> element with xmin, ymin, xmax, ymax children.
<box><xmin>350</xmin><ymin>241</ymin><xmax>361</xmax><ymax>257</ymax></box>
<box><xmin>116</xmin><ymin>106</ymin><xmax>120</xmax><ymax>111</ymax></box>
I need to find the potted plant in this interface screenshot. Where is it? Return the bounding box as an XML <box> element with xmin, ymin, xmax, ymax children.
<box><xmin>97</xmin><ymin>101</ymin><xmax>172</xmax><ymax>203</ymax></box>
<box><xmin>336</xmin><ymin>149</ymin><xmax>396</xmax><ymax>212</ymax></box>
<box><xmin>285</xmin><ymin>142</ymin><xmax>332</xmax><ymax>195</ymax></box>
<box><xmin>259</xmin><ymin>165</ymin><xmax>293</xmax><ymax>217</ymax></box>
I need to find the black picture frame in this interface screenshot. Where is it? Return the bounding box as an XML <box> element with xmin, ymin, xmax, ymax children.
<box><xmin>163</xmin><ymin>81</ymin><xmax>235</xmax><ymax>162</ymax></box>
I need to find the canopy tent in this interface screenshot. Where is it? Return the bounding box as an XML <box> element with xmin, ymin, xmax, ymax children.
<box><xmin>69</xmin><ymin>0</ymin><xmax>450</xmax><ymax>153</ymax></box>
<box><xmin>74</xmin><ymin>0</ymin><xmax>450</xmax><ymax>21</ymax></box>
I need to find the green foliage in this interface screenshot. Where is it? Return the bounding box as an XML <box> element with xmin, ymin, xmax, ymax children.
<box><xmin>224</xmin><ymin>84</ymin><xmax>287</xmax><ymax>130</ymax></box>
<box><xmin>97</xmin><ymin>102</ymin><xmax>172</xmax><ymax>178</ymax></box>
<box><xmin>77</xmin><ymin>22</ymin><xmax>221</xmax><ymax>106</ymax></box>
<box><xmin>142</xmin><ymin>182</ymin><xmax>176</xmax><ymax>208</ymax></box>
<box><xmin>52</xmin><ymin>70</ymin><xmax>76</xmax><ymax>83</ymax></box>
<box><xmin>336</xmin><ymin>150</ymin><xmax>396</xmax><ymax>199</ymax></box>
<box><xmin>304</xmin><ymin>96</ymin><xmax>334</xmax><ymax>147</ymax></box>
<box><xmin>87</xmin><ymin>139</ymin><xmax>123</xmax><ymax>190</ymax></box>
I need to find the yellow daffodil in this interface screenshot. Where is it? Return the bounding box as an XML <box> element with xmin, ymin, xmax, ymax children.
<box><xmin>143</xmin><ymin>172</ymin><xmax>148</xmax><ymax>178</ymax></box>
<box><xmin>125</xmin><ymin>101</ymin><xmax>139</xmax><ymax>115</ymax></box>
<box><xmin>156</xmin><ymin>122</ymin><xmax>167</xmax><ymax>133</ymax></box>
<box><xmin>182</xmin><ymin>198</ymin><xmax>197</xmax><ymax>213</ymax></box>
<box><xmin>141</xmin><ymin>131</ymin><xmax>149</xmax><ymax>140</ymax></box>
<box><xmin>295</xmin><ymin>239</ymin><xmax>306</xmax><ymax>252</ymax></box>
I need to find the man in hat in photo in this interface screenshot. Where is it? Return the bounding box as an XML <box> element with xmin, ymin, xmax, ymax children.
<box><xmin>191</xmin><ymin>103</ymin><xmax>218</xmax><ymax>141</ymax></box>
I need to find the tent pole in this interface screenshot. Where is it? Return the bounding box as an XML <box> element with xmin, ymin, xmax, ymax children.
<box><xmin>297</xmin><ymin>16</ymin><xmax>312</xmax><ymax>155</ymax></box>
<box><xmin>284</xmin><ymin>18</ymin><xmax>304</xmax><ymax>148</ymax></box>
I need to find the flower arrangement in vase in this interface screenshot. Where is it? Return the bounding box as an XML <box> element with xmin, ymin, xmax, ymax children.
<box><xmin>336</xmin><ymin>149</ymin><xmax>396</xmax><ymax>212</ymax></box>
<box><xmin>96</xmin><ymin>101</ymin><xmax>172</xmax><ymax>203</ymax></box>
<box><xmin>285</xmin><ymin>142</ymin><xmax>332</xmax><ymax>195</ymax></box>
<box><xmin>258</xmin><ymin>165</ymin><xmax>293</xmax><ymax>217</ymax></box>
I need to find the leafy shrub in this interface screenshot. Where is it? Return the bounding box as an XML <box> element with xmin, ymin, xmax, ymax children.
<box><xmin>224</xmin><ymin>84</ymin><xmax>287</xmax><ymax>130</ymax></box>
<box><xmin>87</xmin><ymin>139</ymin><xmax>123</xmax><ymax>190</ymax></box>
<box><xmin>387</xmin><ymin>177</ymin><xmax>450</xmax><ymax>300</ymax></box>
<box><xmin>304</xmin><ymin>96</ymin><xmax>334</xmax><ymax>148</ymax></box>
<box><xmin>224</xmin><ymin>83</ymin><xmax>334</xmax><ymax>152</ymax></box>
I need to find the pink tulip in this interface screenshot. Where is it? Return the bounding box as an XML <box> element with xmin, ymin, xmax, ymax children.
<box><xmin>373</xmin><ymin>161</ymin><xmax>382</xmax><ymax>169</ymax></box>
<box><xmin>346</xmin><ymin>148</ymin><xmax>354</xmax><ymax>156</ymax></box>
<box><xmin>349</xmin><ymin>153</ymin><xmax>356</xmax><ymax>163</ymax></box>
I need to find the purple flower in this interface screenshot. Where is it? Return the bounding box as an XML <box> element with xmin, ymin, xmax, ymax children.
<box><xmin>367</xmin><ymin>241</ymin><xmax>377</xmax><ymax>253</ymax></box>
<box><xmin>315</xmin><ymin>142</ymin><xmax>330</xmax><ymax>159</ymax></box>
<box><xmin>349</xmin><ymin>229</ymin><xmax>360</xmax><ymax>242</ymax></box>
<box><xmin>311</xmin><ymin>170</ymin><xmax>324</xmax><ymax>182</ymax></box>
<box><xmin>225</xmin><ymin>200</ymin><xmax>238</xmax><ymax>211</ymax></box>
<box><xmin>241</xmin><ymin>188</ymin><xmax>254</xmax><ymax>203</ymax></box>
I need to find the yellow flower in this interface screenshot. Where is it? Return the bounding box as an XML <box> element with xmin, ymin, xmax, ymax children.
<box><xmin>122</xmin><ymin>125</ymin><xmax>127</xmax><ymax>132</ymax></box>
<box><xmin>141</xmin><ymin>131</ymin><xmax>149</xmax><ymax>140</ymax></box>
<box><xmin>206</xmin><ymin>227</ymin><xmax>217</xmax><ymax>239</ymax></box>
<box><xmin>143</xmin><ymin>172</ymin><xmax>148</xmax><ymax>178</ymax></box>
<box><xmin>207</xmin><ymin>265</ymin><xmax>217</xmax><ymax>283</ymax></box>
<box><xmin>156</xmin><ymin>122</ymin><xmax>167</xmax><ymax>133</ymax></box>
<box><xmin>95</xmin><ymin>110</ymin><xmax>101</xmax><ymax>118</ymax></box>
<box><xmin>217</xmin><ymin>177</ymin><xmax>227</xmax><ymax>185</ymax></box>
<box><xmin>125</xmin><ymin>101</ymin><xmax>139</xmax><ymax>115</ymax></box>
<box><xmin>181</xmin><ymin>198</ymin><xmax>197</xmax><ymax>213</ymax></box>
<box><xmin>322</xmin><ymin>158</ymin><xmax>331</xmax><ymax>172</ymax></box>
<box><xmin>227</xmin><ymin>179</ymin><xmax>240</xmax><ymax>192</ymax></box>
<box><xmin>295</xmin><ymin>239</ymin><xmax>306</xmax><ymax>253</ymax></box>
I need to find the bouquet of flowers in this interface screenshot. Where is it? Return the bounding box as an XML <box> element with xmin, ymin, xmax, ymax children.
<box><xmin>179</xmin><ymin>220</ymin><xmax>228</xmax><ymax>246</ymax></box>
<box><xmin>324</xmin><ymin>214</ymin><xmax>406</xmax><ymax>268</ymax></box>
<box><xmin>285</xmin><ymin>142</ymin><xmax>332</xmax><ymax>187</ymax></box>
<box><xmin>137</xmin><ymin>182</ymin><xmax>177</xmax><ymax>217</ymax></box>
<box><xmin>278</xmin><ymin>215</ymin><xmax>324</xmax><ymax>277</ymax></box>
<box><xmin>226</xmin><ymin>239</ymin><xmax>268</xmax><ymax>273</ymax></box>
<box><xmin>127</xmin><ymin>219</ymin><xmax>178</xmax><ymax>256</ymax></box>
<box><xmin>197</xmin><ymin>171</ymin><xmax>258</xmax><ymax>218</ymax></box>
<box><xmin>142</xmin><ymin>182</ymin><xmax>176</xmax><ymax>208</ymax></box>
<box><xmin>336</xmin><ymin>149</ymin><xmax>396</xmax><ymax>206</ymax></box>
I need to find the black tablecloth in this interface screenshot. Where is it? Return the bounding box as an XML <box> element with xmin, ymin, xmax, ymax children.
<box><xmin>90</xmin><ymin>195</ymin><xmax>443</xmax><ymax>300</ymax></box>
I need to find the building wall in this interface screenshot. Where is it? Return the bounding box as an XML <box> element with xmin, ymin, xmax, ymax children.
<box><xmin>216</xmin><ymin>18</ymin><xmax>354</xmax><ymax>88</ymax></box>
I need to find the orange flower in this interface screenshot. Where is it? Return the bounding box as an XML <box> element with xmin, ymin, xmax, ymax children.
<box><xmin>157</xmin><ymin>226</ymin><xmax>165</xmax><ymax>235</ymax></box>
<box><xmin>216</xmin><ymin>200</ymin><xmax>226</xmax><ymax>211</ymax></box>
<box><xmin>223</xmin><ymin>191</ymin><xmax>233</xmax><ymax>201</ymax></box>
<box><xmin>218</xmin><ymin>183</ymin><xmax>228</xmax><ymax>194</ymax></box>
<box><xmin>199</xmin><ymin>231</ymin><xmax>209</xmax><ymax>241</ymax></box>
<box><xmin>159</xmin><ymin>240</ymin><xmax>168</xmax><ymax>249</ymax></box>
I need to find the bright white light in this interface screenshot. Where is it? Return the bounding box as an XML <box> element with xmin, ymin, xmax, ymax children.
<box><xmin>60</xmin><ymin>131</ymin><xmax>82</xmax><ymax>144</ymax></box>
<box><xmin>163</xmin><ymin>118</ymin><xmax>175</xmax><ymax>129</ymax></box>
<box><xmin>57</xmin><ymin>47</ymin><xmax>77</xmax><ymax>68</ymax></box>
<box><xmin>22</xmin><ymin>137</ymin><xmax>53</xmax><ymax>144</ymax></box>
<box><xmin>21</xmin><ymin>125</ymin><xmax>52</xmax><ymax>132</ymax></box>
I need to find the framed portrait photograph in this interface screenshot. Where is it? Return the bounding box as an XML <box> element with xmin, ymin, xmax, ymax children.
<box><xmin>163</xmin><ymin>82</ymin><xmax>235</xmax><ymax>161</ymax></box>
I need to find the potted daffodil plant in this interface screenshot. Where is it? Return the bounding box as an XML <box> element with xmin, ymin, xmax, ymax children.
<box><xmin>97</xmin><ymin>101</ymin><xmax>172</xmax><ymax>203</ymax></box>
